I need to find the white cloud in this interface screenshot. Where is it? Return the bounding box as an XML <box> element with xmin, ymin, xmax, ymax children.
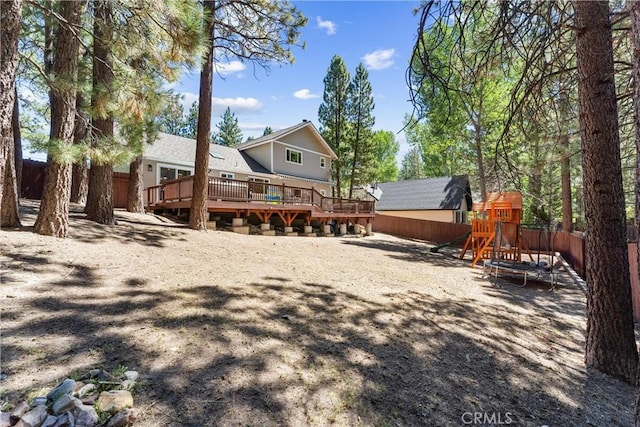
<box><xmin>317</xmin><ymin>16</ymin><xmax>336</xmax><ymax>35</ymax></box>
<box><xmin>214</xmin><ymin>60</ymin><xmax>246</xmax><ymax>76</ymax></box>
<box><xmin>362</xmin><ymin>48</ymin><xmax>396</xmax><ymax>70</ymax></box>
<box><xmin>175</xmin><ymin>94</ymin><xmax>264</xmax><ymax>116</ymax></box>
<box><xmin>238</xmin><ymin>122</ymin><xmax>268</xmax><ymax>131</ymax></box>
<box><xmin>293</xmin><ymin>89</ymin><xmax>320</xmax><ymax>100</ymax></box>
<box><xmin>178</xmin><ymin>92</ymin><xmax>199</xmax><ymax>111</ymax></box>
<box><xmin>212</xmin><ymin>97</ymin><xmax>264</xmax><ymax>115</ymax></box>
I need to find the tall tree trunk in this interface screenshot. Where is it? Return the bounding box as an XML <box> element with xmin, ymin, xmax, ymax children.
<box><xmin>631</xmin><ymin>2</ymin><xmax>640</xmax><ymax>421</ymax></box>
<box><xmin>71</xmin><ymin>93</ymin><xmax>88</xmax><ymax>204</ymax></box>
<box><xmin>473</xmin><ymin>121</ymin><xmax>487</xmax><ymax>201</ymax></box>
<box><xmin>13</xmin><ymin>86</ymin><xmax>22</xmax><ymax>199</ymax></box>
<box><xmin>560</xmin><ymin>133</ymin><xmax>572</xmax><ymax>232</ymax></box>
<box><xmin>86</xmin><ymin>0</ymin><xmax>114</xmax><ymax>225</ymax></box>
<box><xmin>0</xmin><ymin>0</ymin><xmax>22</xmax><ymax>228</ymax></box>
<box><xmin>34</xmin><ymin>0</ymin><xmax>82</xmax><ymax>237</ymax></box>
<box><xmin>190</xmin><ymin>0</ymin><xmax>214</xmax><ymax>230</ymax></box>
<box><xmin>558</xmin><ymin>88</ymin><xmax>573</xmax><ymax>233</ymax></box>
<box><xmin>348</xmin><ymin>123</ymin><xmax>361</xmax><ymax>199</ymax></box>
<box><xmin>575</xmin><ymin>0</ymin><xmax>638</xmax><ymax>385</ymax></box>
<box><xmin>127</xmin><ymin>155</ymin><xmax>144</xmax><ymax>213</ymax></box>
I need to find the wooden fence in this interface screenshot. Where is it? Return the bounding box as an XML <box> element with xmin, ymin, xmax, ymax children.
<box><xmin>21</xmin><ymin>160</ymin><xmax>129</xmax><ymax>208</ymax></box>
<box><xmin>373</xmin><ymin>214</ymin><xmax>640</xmax><ymax>321</ymax></box>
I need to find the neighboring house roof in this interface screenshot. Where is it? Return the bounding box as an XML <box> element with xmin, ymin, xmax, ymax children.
<box><xmin>235</xmin><ymin>120</ymin><xmax>338</xmax><ymax>160</ymax></box>
<box><xmin>144</xmin><ymin>132</ymin><xmax>271</xmax><ymax>175</ymax></box>
<box><xmin>375</xmin><ymin>176</ymin><xmax>472</xmax><ymax>211</ymax></box>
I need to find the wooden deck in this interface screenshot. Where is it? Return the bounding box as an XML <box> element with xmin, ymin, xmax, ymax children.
<box><xmin>145</xmin><ymin>176</ymin><xmax>375</xmax><ymax>226</ymax></box>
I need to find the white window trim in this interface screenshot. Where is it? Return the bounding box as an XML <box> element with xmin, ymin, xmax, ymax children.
<box><xmin>285</xmin><ymin>148</ymin><xmax>303</xmax><ymax>165</ymax></box>
<box><xmin>320</xmin><ymin>156</ymin><xmax>326</xmax><ymax>168</ymax></box>
<box><xmin>248</xmin><ymin>176</ymin><xmax>270</xmax><ymax>183</ymax></box>
<box><xmin>157</xmin><ymin>163</ymin><xmax>194</xmax><ymax>183</ymax></box>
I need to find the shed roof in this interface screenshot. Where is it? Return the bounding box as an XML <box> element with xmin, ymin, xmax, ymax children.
<box><xmin>375</xmin><ymin>176</ymin><xmax>472</xmax><ymax>211</ymax></box>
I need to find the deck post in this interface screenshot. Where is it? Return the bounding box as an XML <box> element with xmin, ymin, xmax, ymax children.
<box><xmin>365</xmin><ymin>222</ymin><xmax>373</xmax><ymax>236</ymax></box>
<box><xmin>339</xmin><ymin>223</ymin><xmax>347</xmax><ymax>235</ymax></box>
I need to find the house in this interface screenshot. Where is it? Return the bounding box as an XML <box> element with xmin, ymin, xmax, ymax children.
<box><xmin>374</xmin><ymin>175</ymin><xmax>472</xmax><ymax>223</ymax></box>
<box><xmin>138</xmin><ymin>120</ymin><xmax>336</xmax><ymax>196</ymax></box>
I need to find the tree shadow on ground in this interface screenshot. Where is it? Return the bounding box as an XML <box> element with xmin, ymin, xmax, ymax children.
<box><xmin>8</xmin><ymin>199</ymin><xmax>187</xmax><ymax>248</ymax></box>
<box><xmin>2</xmin><ymin>262</ymin><xmax>634</xmax><ymax>426</ymax></box>
<box><xmin>341</xmin><ymin>237</ymin><xmax>466</xmax><ymax>268</ymax></box>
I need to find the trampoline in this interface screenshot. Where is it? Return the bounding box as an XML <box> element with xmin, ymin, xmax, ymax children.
<box><xmin>483</xmin><ymin>259</ymin><xmax>559</xmax><ymax>289</ymax></box>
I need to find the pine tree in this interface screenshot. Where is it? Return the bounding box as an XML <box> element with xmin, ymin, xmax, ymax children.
<box><xmin>34</xmin><ymin>0</ymin><xmax>82</xmax><ymax>237</ymax></box>
<box><xmin>399</xmin><ymin>147</ymin><xmax>424</xmax><ymax>181</ymax></box>
<box><xmin>188</xmin><ymin>0</ymin><xmax>306</xmax><ymax>229</ymax></box>
<box><xmin>0</xmin><ymin>0</ymin><xmax>23</xmax><ymax>228</ymax></box>
<box><xmin>157</xmin><ymin>94</ymin><xmax>186</xmax><ymax>136</ymax></box>
<box><xmin>215</xmin><ymin>107</ymin><xmax>243</xmax><ymax>146</ymax></box>
<box><xmin>190</xmin><ymin>0</ymin><xmax>214</xmax><ymax>231</ymax></box>
<box><xmin>575</xmin><ymin>0</ymin><xmax>638</xmax><ymax>385</ymax></box>
<box><xmin>184</xmin><ymin>101</ymin><xmax>199</xmax><ymax>139</ymax></box>
<box><xmin>318</xmin><ymin>55</ymin><xmax>350</xmax><ymax>198</ymax></box>
<box><xmin>85</xmin><ymin>0</ymin><xmax>116</xmax><ymax>226</ymax></box>
<box><xmin>263</xmin><ymin>126</ymin><xmax>273</xmax><ymax>136</ymax></box>
<box><xmin>346</xmin><ymin>63</ymin><xmax>375</xmax><ymax>198</ymax></box>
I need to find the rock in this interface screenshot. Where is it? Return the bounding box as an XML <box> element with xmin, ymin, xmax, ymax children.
<box><xmin>75</xmin><ymin>383</ymin><xmax>97</xmax><ymax>398</ymax></box>
<box><xmin>9</xmin><ymin>401</ymin><xmax>29</xmax><ymax>424</ymax></box>
<box><xmin>89</xmin><ymin>369</ymin><xmax>116</xmax><ymax>381</ymax></box>
<box><xmin>0</xmin><ymin>413</ymin><xmax>11</xmax><ymax>427</ymax></box>
<box><xmin>72</xmin><ymin>405</ymin><xmax>98</xmax><ymax>427</ymax></box>
<box><xmin>52</xmin><ymin>395</ymin><xmax>82</xmax><ymax>415</ymax></box>
<box><xmin>80</xmin><ymin>392</ymin><xmax>100</xmax><ymax>406</ymax></box>
<box><xmin>123</xmin><ymin>371</ymin><xmax>138</xmax><ymax>382</ymax></box>
<box><xmin>51</xmin><ymin>412</ymin><xmax>74</xmax><ymax>427</ymax></box>
<box><xmin>121</xmin><ymin>380</ymin><xmax>136</xmax><ymax>391</ymax></box>
<box><xmin>30</xmin><ymin>397</ymin><xmax>47</xmax><ymax>407</ymax></box>
<box><xmin>40</xmin><ymin>415</ymin><xmax>58</xmax><ymax>427</ymax></box>
<box><xmin>14</xmin><ymin>405</ymin><xmax>47</xmax><ymax>427</ymax></box>
<box><xmin>96</xmin><ymin>390</ymin><xmax>133</xmax><ymax>413</ymax></box>
<box><xmin>105</xmin><ymin>409</ymin><xmax>138</xmax><ymax>427</ymax></box>
<box><xmin>46</xmin><ymin>379</ymin><xmax>76</xmax><ymax>403</ymax></box>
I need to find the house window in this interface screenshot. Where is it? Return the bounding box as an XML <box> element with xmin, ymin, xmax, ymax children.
<box><xmin>320</xmin><ymin>157</ymin><xmax>326</xmax><ymax>168</ymax></box>
<box><xmin>220</xmin><ymin>172</ymin><xmax>234</xmax><ymax>179</ymax></box>
<box><xmin>455</xmin><ymin>211</ymin><xmax>468</xmax><ymax>224</ymax></box>
<box><xmin>160</xmin><ymin>167</ymin><xmax>192</xmax><ymax>183</ymax></box>
<box><xmin>249</xmin><ymin>177</ymin><xmax>270</xmax><ymax>194</ymax></box>
<box><xmin>286</xmin><ymin>148</ymin><xmax>302</xmax><ymax>165</ymax></box>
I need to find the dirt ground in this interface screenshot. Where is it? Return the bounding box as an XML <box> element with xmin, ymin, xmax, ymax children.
<box><xmin>1</xmin><ymin>201</ymin><xmax>636</xmax><ymax>426</ymax></box>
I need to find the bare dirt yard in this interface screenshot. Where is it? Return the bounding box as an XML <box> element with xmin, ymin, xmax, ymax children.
<box><xmin>1</xmin><ymin>201</ymin><xmax>636</xmax><ymax>426</ymax></box>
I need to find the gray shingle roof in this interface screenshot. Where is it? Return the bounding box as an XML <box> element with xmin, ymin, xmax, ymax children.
<box><xmin>144</xmin><ymin>132</ymin><xmax>271</xmax><ymax>175</ymax></box>
<box><xmin>235</xmin><ymin>120</ymin><xmax>338</xmax><ymax>160</ymax></box>
<box><xmin>375</xmin><ymin>176</ymin><xmax>472</xmax><ymax>211</ymax></box>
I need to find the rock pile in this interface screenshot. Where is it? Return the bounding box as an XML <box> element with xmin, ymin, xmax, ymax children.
<box><xmin>1</xmin><ymin>369</ymin><xmax>139</xmax><ymax>427</ymax></box>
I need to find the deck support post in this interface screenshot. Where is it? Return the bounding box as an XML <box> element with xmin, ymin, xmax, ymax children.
<box><xmin>339</xmin><ymin>223</ymin><xmax>347</xmax><ymax>235</ymax></box>
<box><xmin>365</xmin><ymin>222</ymin><xmax>373</xmax><ymax>236</ymax></box>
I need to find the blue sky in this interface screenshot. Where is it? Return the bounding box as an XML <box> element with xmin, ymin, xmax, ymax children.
<box><xmin>24</xmin><ymin>1</ymin><xmax>422</xmax><ymax>163</ymax></box>
<box><xmin>172</xmin><ymin>0</ymin><xmax>422</xmax><ymax>163</ymax></box>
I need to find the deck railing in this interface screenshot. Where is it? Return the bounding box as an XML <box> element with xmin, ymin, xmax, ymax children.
<box><xmin>146</xmin><ymin>175</ymin><xmax>374</xmax><ymax>214</ymax></box>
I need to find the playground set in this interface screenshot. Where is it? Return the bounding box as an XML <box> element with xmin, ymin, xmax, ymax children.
<box><xmin>459</xmin><ymin>192</ymin><xmax>559</xmax><ymax>288</ymax></box>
